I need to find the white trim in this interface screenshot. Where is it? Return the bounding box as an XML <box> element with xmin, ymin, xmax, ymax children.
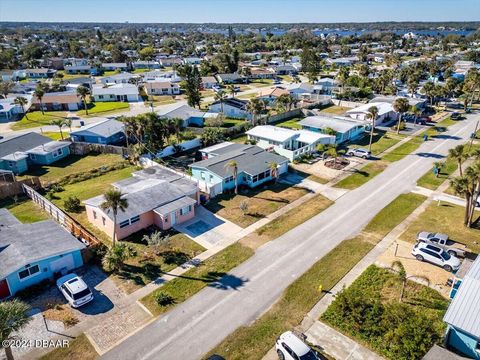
<box><xmin>18</xmin><ymin>264</ymin><xmax>41</xmax><ymax>281</ymax></box>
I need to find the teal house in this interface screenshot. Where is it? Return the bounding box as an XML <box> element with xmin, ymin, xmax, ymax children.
<box><xmin>0</xmin><ymin>209</ymin><xmax>85</xmax><ymax>299</ymax></box>
<box><xmin>0</xmin><ymin>132</ymin><xmax>70</xmax><ymax>174</ymax></box>
<box><xmin>443</xmin><ymin>257</ymin><xmax>480</xmax><ymax>359</ymax></box>
<box><xmin>70</xmin><ymin>118</ymin><xmax>125</xmax><ymax>145</ymax></box>
<box><xmin>299</xmin><ymin>115</ymin><xmax>367</xmax><ymax>144</ymax></box>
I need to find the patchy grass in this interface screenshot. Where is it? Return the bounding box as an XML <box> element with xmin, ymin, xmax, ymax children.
<box><xmin>204</xmin><ymin>183</ymin><xmax>309</xmax><ymax>228</ymax></box>
<box><xmin>77</xmin><ymin>102</ymin><xmax>129</xmax><ymax>116</ymax></box>
<box><xmin>320</xmin><ymin>105</ymin><xmax>351</xmax><ymax>115</ymax></box>
<box><xmin>381</xmin><ymin>136</ymin><xmax>424</xmax><ymax>162</ymax></box>
<box><xmin>0</xmin><ymin>197</ymin><xmax>49</xmax><ymax>223</ymax></box>
<box><xmin>335</xmin><ymin>161</ymin><xmax>388</xmax><ymax>190</ymax></box>
<box><xmin>17</xmin><ymin>154</ymin><xmax>127</xmax><ymax>184</ymax></box>
<box><xmin>321</xmin><ymin>265</ymin><xmax>448</xmax><ymax>360</ymax></box>
<box><xmin>148</xmin><ymin>95</ymin><xmax>178</xmax><ymax>106</ymax></box>
<box><xmin>348</xmin><ymin>131</ymin><xmax>405</xmax><ymax>156</ymax></box>
<box><xmin>140</xmin><ymin>243</ymin><xmax>254</xmax><ymax>316</ymax></box>
<box><xmin>222</xmin><ymin>118</ymin><xmax>247</xmax><ymax>128</ymax></box>
<box><xmin>417</xmin><ymin>157</ymin><xmax>458</xmax><ymax>190</ymax></box>
<box><xmin>273</xmin><ymin>117</ymin><xmax>303</xmax><ymax>129</ymax></box>
<box><xmin>237</xmin><ymin>93</ymin><xmax>257</xmax><ymax>100</ymax></box>
<box><xmin>400</xmin><ymin>202</ymin><xmax>480</xmax><ymax>253</ymax></box>
<box><xmin>11</xmin><ymin>111</ymin><xmax>69</xmax><ymax>130</ymax></box>
<box><xmin>230</xmin><ymin>134</ymin><xmax>247</xmax><ymax>143</ymax></box>
<box><xmin>39</xmin><ymin>334</ymin><xmax>98</xmax><ymax>360</ymax></box>
<box><xmin>207</xmin><ymin>193</ymin><xmax>426</xmax><ymax>360</ymax></box>
<box><xmin>247</xmin><ymin>79</ymin><xmax>274</xmax><ymax>88</ymax></box>
<box><xmin>40</xmin><ymin>131</ymin><xmax>68</xmax><ymax>141</ymax></box>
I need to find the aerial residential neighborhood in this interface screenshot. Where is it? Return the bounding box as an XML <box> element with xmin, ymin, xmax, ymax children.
<box><xmin>1</xmin><ymin>1</ymin><xmax>480</xmax><ymax>360</ymax></box>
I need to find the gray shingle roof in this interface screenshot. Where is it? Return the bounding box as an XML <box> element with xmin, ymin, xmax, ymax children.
<box><xmin>71</xmin><ymin>118</ymin><xmax>124</xmax><ymax>138</ymax></box>
<box><xmin>444</xmin><ymin>257</ymin><xmax>480</xmax><ymax>339</ymax></box>
<box><xmin>422</xmin><ymin>345</ymin><xmax>470</xmax><ymax>360</ymax></box>
<box><xmin>154</xmin><ymin>196</ymin><xmax>196</xmax><ymax>216</ymax></box>
<box><xmin>0</xmin><ymin>132</ymin><xmax>52</xmax><ymax>158</ymax></box>
<box><xmin>0</xmin><ymin>212</ymin><xmax>85</xmax><ymax>279</ymax></box>
<box><xmin>158</xmin><ymin>104</ymin><xmax>205</xmax><ymax>120</ymax></box>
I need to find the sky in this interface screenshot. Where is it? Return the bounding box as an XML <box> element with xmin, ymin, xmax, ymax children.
<box><xmin>0</xmin><ymin>0</ymin><xmax>479</xmax><ymax>23</ymax></box>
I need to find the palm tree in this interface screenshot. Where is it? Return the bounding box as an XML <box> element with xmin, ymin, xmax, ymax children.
<box><xmin>214</xmin><ymin>90</ymin><xmax>227</xmax><ymax>114</ymax></box>
<box><xmin>100</xmin><ymin>188</ymin><xmax>129</xmax><ymax>247</ymax></box>
<box><xmin>366</xmin><ymin>106</ymin><xmax>379</xmax><ymax>153</ymax></box>
<box><xmin>326</xmin><ymin>145</ymin><xmax>339</xmax><ymax>165</ymax></box>
<box><xmin>14</xmin><ymin>96</ymin><xmax>28</xmax><ymax>119</ymax></box>
<box><xmin>101</xmin><ymin>243</ymin><xmax>136</xmax><ymax>272</ymax></box>
<box><xmin>227</xmin><ymin>84</ymin><xmax>236</xmax><ymax>98</ymax></box>
<box><xmin>393</xmin><ymin>97</ymin><xmax>410</xmax><ymax>134</ymax></box>
<box><xmin>411</xmin><ymin>105</ymin><xmax>422</xmax><ymax>125</ymax></box>
<box><xmin>173</xmin><ymin>117</ymin><xmax>184</xmax><ymax>142</ymax></box>
<box><xmin>390</xmin><ymin>261</ymin><xmax>430</xmax><ymax>302</ymax></box>
<box><xmin>225</xmin><ymin>160</ymin><xmax>238</xmax><ymax>194</ymax></box>
<box><xmin>448</xmin><ymin>144</ymin><xmax>466</xmax><ymax>177</ymax></box>
<box><xmin>246</xmin><ymin>98</ymin><xmax>264</xmax><ymax>126</ymax></box>
<box><xmin>50</xmin><ymin>119</ymin><xmax>66</xmax><ymax>140</ymax></box>
<box><xmin>33</xmin><ymin>86</ymin><xmax>45</xmax><ymax>115</ymax></box>
<box><xmin>63</xmin><ymin>118</ymin><xmax>73</xmax><ymax>137</ymax></box>
<box><xmin>421</xmin><ymin>81</ymin><xmax>435</xmax><ymax>105</ymax></box>
<box><xmin>269</xmin><ymin>161</ymin><xmax>279</xmax><ymax>183</ymax></box>
<box><xmin>0</xmin><ymin>299</ymin><xmax>32</xmax><ymax>360</ymax></box>
<box><xmin>76</xmin><ymin>85</ymin><xmax>90</xmax><ymax>115</ymax></box>
<box><xmin>0</xmin><ymin>81</ymin><xmax>14</xmax><ymax>99</ymax></box>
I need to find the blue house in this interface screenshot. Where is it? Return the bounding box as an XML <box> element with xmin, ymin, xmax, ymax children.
<box><xmin>70</xmin><ymin>118</ymin><xmax>125</xmax><ymax>145</ymax></box>
<box><xmin>0</xmin><ymin>132</ymin><xmax>71</xmax><ymax>174</ymax></box>
<box><xmin>189</xmin><ymin>142</ymin><xmax>288</xmax><ymax>197</ymax></box>
<box><xmin>0</xmin><ymin>209</ymin><xmax>85</xmax><ymax>299</ymax></box>
<box><xmin>158</xmin><ymin>104</ymin><xmax>206</xmax><ymax>127</ymax></box>
<box><xmin>443</xmin><ymin>256</ymin><xmax>480</xmax><ymax>359</ymax></box>
<box><xmin>299</xmin><ymin>115</ymin><xmax>367</xmax><ymax>144</ymax></box>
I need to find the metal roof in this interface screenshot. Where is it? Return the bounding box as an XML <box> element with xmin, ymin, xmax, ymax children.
<box><xmin>71</xmin><ymin>118</ymin><xmax>124</xmax><ymax>138</ymax></box>
<box><xmin>299</xmin><ymin>115</ymin><xmax>367</xmax><ymax>134</ymax></box>
<box><xmin>154</xmin><ymin>196</ymin><xmax>196</xmax><ymax>216</ymax></box>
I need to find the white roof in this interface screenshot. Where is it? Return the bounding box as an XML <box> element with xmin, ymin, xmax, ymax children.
<box><xmin>299</xmin><ymin>115</ymin><xmax>367</xmax><ymax>133</ymax></box>
<box><xmin>92</xmin><ymin>83</ymin><xmax>139</xmax><ymax>96</ymax></box>
<box><xmin>246</xmin><ymin>125</ymin><xmax>333</xmax><ymax>144</ymax></box>
<box><xmin>346</xmin><ymin>102</ymin><xmax>393</xmax><ymax>116</ymax></box>
<box><xmin>201</xmin><ymin>141</ymin><xmax>234</xmax><ymax>154</ymax></box>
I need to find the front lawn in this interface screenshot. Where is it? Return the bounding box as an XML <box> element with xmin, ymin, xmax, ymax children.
<box><xmin>41</xmin><ymin>132</ymin><xmax>67</xmax><ymax>141</ymax></box>
<box><xmin>0</xmin><ymin>197</ymin><xmax>49</xmax><ymax>223</ymax></box>
<box><xmin>222</xmin><ymin>118</ymin><xmax>247</xmax><ymax>128</ymax></box>
<box><xmin>334</xmin><ymin>161</ymin><xmax>388</xmax><ymax>189</ymax></box>
<box><xmin>204</xmin><ymin>182</ymin><xmax>309</xmax><ymax>228</ymax></box>
<box><xmin>321</xmin><ymin>265</ymin><xmax>448</xmax><ymax>360</ymax></box>
<box><xmin>207</xmin><ymin>193</ymin><xmax>426</xmax><ymax>360</ymax></box>
<box><xmin>149</xmin><ymin>95</ymin><xmax>178</xmax><ymax>106</ymax></box>
<box><xmin>11</xmin><ymin>111</ymin><xmax>69</xmax><ymax>130</ymax></box>
<box><xmin>348</xmin><ymin>131</ymin><xmax>404</xmax><ymax>156</ymax></box>
<box><xmin>39</xmin><ymin>334</ymin><xmax>98</xmax><ymax>360</ymax></box>
<box><xmin>76</xmin><ymin>102</ymin><xmax>129</xmax><ymax>116</ymax></box>
<box><xmin>416</xmin><ymin>157</ymin><xmax>458</xmax><ymax>190</ymax></box>
<box><xmin>320</xmin><ymin>105</ymin><xmax>351</xmax><ymax>115</ymax></box>
<box><xmin>273</xmin><ymin>117</ymin><xmax>303</xmax><ymax>129</ymax></box>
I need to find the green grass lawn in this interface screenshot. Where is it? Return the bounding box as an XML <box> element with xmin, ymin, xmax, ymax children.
<box><xmin>17</xmin><ymin>154</ymin><xmax>127</xmax><ymax>184</ymax></box>
<box><xmin>149</xmin><ymin>95</ymin><xmax>178</xmax><ymax>106</ymax></box>
<box><xmin>132</xmin><ymin>68</ymin><xmax>150</xmax><ymax>74</ymax></box>
<box><xmin>230</xmin><ymin>134</ymin><xmax>247</xmax><ymax>144</ymax></box>
<box><xmin>248</xmin><ymin>79</ymin><xmax>274</xmax><ymax>88</ymax></box>
<box><xmin>237</xmin><ymin>93</ymin><xmax>257</xmax><ymax>100</ymax></box>
<box><xmin>207</xmin><ymin>193</ymin><xmax>426</xmax><ymax>360</ymax></box>
<box><xmin>417</xmin><ymin>157</ymin><xmax>458</xmax><ymax>190</ymax></box>
<box><xmin>320</xmin><ymin>105</ymin><xmax>351</xmax><ymax>115</ymax></box>
<box><xmin>77</xmin><ymin>102</ymin><xmax>129</xmax><ymax>116</ymax></box>
<box><xmin>0</xmin><ymin>197</ymin><xmax>49</xmax><ymax>223</ymax></box>
<box><xmin>321</xmin><ymin>265</ymin><xmax>448</xmax><ymax>360</ymax></box>
<box><xmin>348</xmin><ymin>131</ymin><xmax>404</xmax><ymax>156</ymax></box>
<box><xmin>273</xmin><ymin>117</ymin><xmax>303</xmax><ymax>129</ymax></box>
<box><xmin>11</xmin><ymin>111</ymin><xmax>69</xmax><ymax>130</ymax></box>
<box><xmin>40</xmin><ymin>334</ymin><xmax>98</xmax><ymax>360</ymax></box>
<box><xmin>334</xmin><ymin>161</ymin><xmax>388</xmax><ymax>190</ymax></box>
<box><xmin>204</xmin><ymin>183</ymin><xmax>309</xmax><ymax>228</ymax></box>
<box><xmin>222</xmin><ymin>118</ymin><xmax>247</xmax><ymax>128</ymax></box>
<box><xmin>40</xmin><ymin>131</ymin><xmax>68</xmax><ymax>141</ymax></box>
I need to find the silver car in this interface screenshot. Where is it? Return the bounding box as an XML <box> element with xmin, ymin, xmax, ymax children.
<box><xmin>346</xmin><ymin>148</ymin><xmax>371</xmax><ymax>159</ymax></box>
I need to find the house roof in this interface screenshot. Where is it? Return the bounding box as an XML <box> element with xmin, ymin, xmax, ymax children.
<box><xmin>0</xmin><ymin>132</ymin><xmax>52</xmax><ymax>159</ymax></box>
<box><xmin>346</xmin><ymin>102</ymin><xmax>394</xmax><ymax>116</ymax></box>
<box><xmin>444</xmin><ymin>257</ymin><xmax>480</xmax><ymax>339</ymax></box>
<box><xmin>154</xmin><ymin>196</ymin><xmax>196</xmax><ymax>216</ymax></box>
<box><xmin>71</xmin><ymin>118</ymin><xmax>124</xmax><ymax>138</ymax></box>
<box><xmin>102</xmin><ymin>63</ymin><xmax>128</xmax><ymax>68</ymax></box>
<box><xmin>299</xmin><ymin>115</ymin><xmax>367</xmax><ymax>134</ymax></box>
<box><xmin>246</xmin><ymin>125</ymin><xmax>334</xmax><ymax>145</ymax></box>
<box><xmin>201</xmin><ymin>76</ymin><xmax>217</xmax><ymax>83</ymax></box>
<box><xmin>32</xmin><ymin>91</ymin><xmax>81</xmax><ymax>105</ymax></box>
<box><xmin>287</xmin><ymin>82</ymin><xmax>314</xmax><ymax>93</ymax></box>
<box><xmin>190</xmin><ymin>144</ymin><xmax>288</xmax><ymax>178</ymax></box>
<box><xmin>422</xmin><ymin>345</ymin><xmax>470</xmax><ymax>360</ymax></box>
<box><xmin>26</xmin><ymin>68</ymin><xmax>54</xmax><ymax>74</ymax></box>
<box><xmin>145</xmin><ymin>81</ymin><xmax>179</xmax><ymax>89</ymax></box>
<box><xmin>101</xmin><ymin>72</ymin><xmax>137</xmax><ymax>82</ymax></box>
<box><xmin>369</xmin><ymin>96</ymin><xmax>426</xmax><ymax>107</ymax></box>
<box><xmin>28</xmin><ymin>140</ymin><xmax>70</xmax><ymax>155</ymax></box>
<box><xmin>158</xmin><ymin>104</ymin><xmax>205</xmax><ymax>120</ymax></box>
<box><xmin>210</xmin><ymin>98</ymin><xmax>247</xmax><ymax>111</ymax></box>
<box><xmin>216</xmin><ymin>73</ymin><xmax>243</xmax><ymax>81</ymax></box>
<box><xmin>92</xmin><ymin>83</ymin><xmax>139</xmax><ymax>96</ymax></box>
<box><xmin>0</xmin><ymin>208</ymin><xmax>21</xmax><ymax>227</ymax></box>
<box><xmin>0</xmin><ymin>211</ymin><xmax>85</xmax><ymax>279</ymax></box>
<box><xmin>259</xmin><ymin>87</ymin><xmax>289</xmax><ymax>98</ymax></box>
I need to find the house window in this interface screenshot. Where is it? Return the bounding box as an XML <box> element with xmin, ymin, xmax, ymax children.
<box><xmin>8</xmin><ymin>161</ymin><xmax>15</xmax><ymax>167</ymax></box>
<box><xmin>102</xmin><ymin>217</ymin><xmax>106</xmax><ymax>226</ymax></box>
<box><xmin>93</xmin><ymin>211</ymin><xmax>97</xmax><ymax>220</ymax></box>
<box><xmin>476</xmin><ymin>342</ymin><xmax>480</xmax><ymax>353</ymax></box>
<box><xmin>99</xmin><ymin>95</ymin><xmax>104</xmax><ymax>99</ymax></box>
<box><xmin>52</xmin><ymin>148</ymin><xmax>63</xmax><ymax>158</ymax></box>
<box><xmin>29</xmin><ymin>153</ymin><xmax>36</xmax><ymax>160</ymax></box>
<box><xmin>252</xmin><ymin>175</ymin><xmax>258</xmax><ymax>183</ymax></box>
<box><xmin>225</xmin><ymin>176</ymin><xmax>234</xmax><ymax>183</ymax></box>
<box><xmin>130</xmin><ymin>215</ymin><xmax>140</xmax><ymax>224</ymax></box>
<box><xmin>258</xmin><ymin>172</ymin><xmax>265</xmax><ymax>181</ymax></box>
<box><xmin>18</xmin><ymin>264</ymin><xmax>40</xmax><ymax>280</ymax></box>
<box><xmin>180</xmin><ymin>206</ymin><xmax>191</xmax><ymax>216</ymax></box>
<box><xmin>119</xmin><ymin>219</ymin><xmax>130</xmax><ymax>228</ymax></box>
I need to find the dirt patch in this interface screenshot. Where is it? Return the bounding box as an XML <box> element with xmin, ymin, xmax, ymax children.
<box><xmin>324</xmin><ymin>159</ymin><xmax>350</xmax><ymax>170</ymax></box>
<box><xmin>43</xmin><ymin>301</ymin><xmax>79</xmax><ymax>327</ymax></box>
<box><xmin>239</xmin><ymin>232</ymin><xmax>270</xmax><ymax>250</ymax></box>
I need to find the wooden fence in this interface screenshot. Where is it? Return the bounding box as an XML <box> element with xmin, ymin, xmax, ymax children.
<box><xmin>23</xmin><ymin>184</ymin><xmax>101</xmax><ymax>246</ymax></box>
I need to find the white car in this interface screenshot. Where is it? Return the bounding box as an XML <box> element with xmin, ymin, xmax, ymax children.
<box><xmin>411</xmin><ymin>243</ymin><xmax>461</xmax><ymax>272</ymax></box>
<box><xmin>275</xmin><ymin>331</ymin><xmax>319</xmax><ymax>360</ymax></box>
<box><xmin>346</xmin><ymin>148</ymin><xmax>371</xmax><ymax>159</ymax></box>
<box><xmin>56</xmin><ymin>273</ymin><xmax>93</xmax><ymax>308</ymax></box>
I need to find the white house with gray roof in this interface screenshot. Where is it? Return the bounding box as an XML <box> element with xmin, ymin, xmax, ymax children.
<box><xmin>92</xmin><ymin>83</ymin><xmax>140</xmax><ymax>102</ymax></box>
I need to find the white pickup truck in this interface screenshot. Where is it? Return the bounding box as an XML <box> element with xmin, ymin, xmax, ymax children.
<box><xmin>416</xmin><ymin>231</ymin><xmax>469</xmax><ymax>258</ymax></box>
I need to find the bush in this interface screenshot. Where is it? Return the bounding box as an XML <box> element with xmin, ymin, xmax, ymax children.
<box><xmin>154</xmin><ymin>292</ymin><xmax>175</xmax><ymax>306</ymax></box>
<box><xmin>64</xmin><ymin>195</ymin><xmax>81</xmax><ymax>212</ymax></box>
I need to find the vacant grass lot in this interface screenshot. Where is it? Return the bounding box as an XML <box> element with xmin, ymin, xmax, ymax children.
<box><xmin>321</xmin><ymin>265</ymin><xmax>448</xmax><ymax>360</ymax></box>
<box><xmin>40</xmin><ymin>334</ymin><xmax>98</xmax><ymax>360</ymax></box>
<box><xmin>204</xmin><ymin>183</ymin><xmax>309</xmax><ymax>228</ymax></box>
<box><xmin>334</xmin><ymin>161</ymin><xmax>388</xmax><ymax>189</ymax></box>
<box><xmin>17</xmin><ymin>154</ymin><xmax>127</xmax><ymax>184</ymax></box>
<box><xmin>207</xmin><ymin>193</ymin><xmax>426</xmax><ymax>360</ymax></box>
<box><xmin>320</xmin><ymin>105</ymin><xmax>351</xmax><ymax>115</ymax></box>
<box><xmin>11</xmin><ymin>111</ymin><xmax>68</xmax><ymax>130</ymax></box>
<box><xmin>400</xmin><ymin>202</ymin><xmax>480</xmax><ymax>253</ymax></box>
<box><xmin>77</xmin><ymin>102</ymin><xmax>129</xmax><ymax>116</ymax></box>
<box><xmin>273</xmin><ymin>117</ymin><xmax>303</xmax><ymax>129</ymax></box>
<box><xmin>0</xmin><ymin>197</ymin><xmax>49</xmax><ymax>223</ymax></box>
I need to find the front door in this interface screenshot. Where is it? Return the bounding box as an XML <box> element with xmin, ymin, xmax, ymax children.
<box><xmin>0</xmin><ymin>279</ymin><xmax>11</xmax><ymax>299</ymax></box>
<box><xmin>171</xmin><ymin>211</ymin><xmax>177</xmax><ymax>225</ymax></box>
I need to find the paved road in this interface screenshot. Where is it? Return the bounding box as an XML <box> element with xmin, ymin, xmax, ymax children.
<box><xmin>102</xmin><ymin>114</ymin><xmax>479</xmax><ymax>360</ymax></box>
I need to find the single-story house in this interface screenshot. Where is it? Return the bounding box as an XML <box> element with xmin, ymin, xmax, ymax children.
<box><xmin>141</xmin><ymin>71</ymin><xmax>182</xmax><ymax>83</ymax></box>
<box><xmin>249</xmin><ymin>68</ymin><xmax>276</xmax><ymax>79</ymax></box>
<box><xmin>70</xmin><ymin>118</ymin><xmax>125</xmax><ymax>145</ymax></box>
<box><xmin>132</xmin><ymin>61</ymin><xmax>161</xmax><ymax>69</ymax></box>
<box><xmin>0</xmin><ymin>132</ymin><xmax>71</xmax><ymax>174</ymax></box>
<box><xmin>257</xmin><ymin>87</ymin><xmax>289</xmax><ymax>104</ymax></box>
<box><xmin>158</xmin><ymin>104</ymin><xmax>206</xmax><ymax>127</ymax></box>
<box><xmin>101</xmin><ymin>63</ymin><xmax>129</xmax><ymax>72</ymax></box>
<box><xmin>158</xmin><ymin>56</ymin><xmax>183</xmax><ymax>67</ymax></box>
<box><xmin>84</xmin><ymin>166</ymin><xmax>199</xmax><ymax>240</ymax></box>
<box><xmin>0</xmin><ymin>95</ymin><xmax>31</xmax><ymax>120</ymax></box>
<box><xmin>346</xmin><ymin>102</ymin><xmax>398</xmax><ymax>125</ymax></box>
<box><xmin>246</xmin><ymin>125</ymin><xmax>335</xmax><ymax>161</ymax></box>
<box><xmin>369</xmin><ymin>96</ymin><xmax>427</xmax><ymax>110</ymax></box>
<box><xmin>64</xmin><ymin>65</ymin><xmax>92</xmax><ymax>75</ymax></box>
<box><xmin>208</xmin><ymin>98</ymin><xmax>250</xmax><ymax>119</ymax></box>
<box><xmin>215</xmin><ymin>73</ymin><xmax>245</xmax><ymax>84</ymax></box>
<box><xmin>100</xmin><ymin>72</ymin><xmax>139</xmax><ymax>85</ymax></box>
<box><xmin>299</xmin><ymin>115</ymin><xmax>367</xmax><ymax>144</ymax></box>
<box><xmin>443</xmin><ymin>256</ymin><xmax>480</xmax><ymax>359</ymax></box>
<box><xmin>31</xmin><ymin>91</ymin><xmax>83</xmax><ymax>111</ymax></box>
<box><xmin>63</xmin><ymin>58</ymin><xmax>89</xmax><ymax>67</ymax></box>
<box><xmin>43</xmin><ymin>57</ymin><xmax>66</xmax><ymax>70</ymax></box>
<box><xmin>183</xmin><ymin>57</ymin><xmax>203</xmax><ymax>65</ymax></box>
<box><xmin>92</xmin><ymin>83</ymin><xmax>140</xmax><ymax>102</ymax></box>
<box><xmin>201</xmin><ymin>76</ymin><xmax>218</xmax><ymax>89</ymax></box>
<box><xmin>271</xmin><ymin>65</ymin><xmax>298</xmax><ymax>75</ymax></box>
<box><xmin>0</xmin><ymin>208</ymin><xmax>85</xmax><ymax>299</ymax></box>
<box><xmin>25</xmin><ymin>68</ymin><xmax>56</xmax><ymax>79</ymax></box>
<box><xmin>190</xmin><ymin>142</ymin><xmax>289</xmax><ymax>196</ymax></box>
<box><xmin>287</xmin><ymin>83</ymin><xmax>315</xmax><ymax>99</ymax></box>
<box><xmin>144</xmin><ymin>81</ymin><xmax>181</xmax><ymax>96</ymax></box>
<box><xmin>314</xmin><ymin>78</ymin><xmax>337</xmax><ymax>95</ymax></box>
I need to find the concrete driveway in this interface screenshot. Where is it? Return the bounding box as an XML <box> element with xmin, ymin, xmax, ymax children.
<box><xmin>174</xmin><ymin>206</ymin><xmax>243</xmax><ymax>249</ymax></box>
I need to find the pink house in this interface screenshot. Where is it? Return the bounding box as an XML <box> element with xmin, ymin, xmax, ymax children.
<box><xmin>83</xmin><ymin>166</ymin><xmax>199</xmax><ymax>240</ymax></box>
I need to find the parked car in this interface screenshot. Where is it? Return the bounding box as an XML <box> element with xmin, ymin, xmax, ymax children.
<box><xmin>274</xmin><ymin>78</ymin><xmax>282</xmax><ymax>84</ymax></box>
<box><xmin>411</xmin><ymin>243</ymin><xmax>461</xmax><ymax>272</ymax></box>
<box><xmin>346</xmin><ymin>148</ymin><xmax>371</xmax><ymax>159</ymax></box>
<box><xmin>275</xmin><ymin>331</ymin><xmax>319</xmax><ymax>360</ymax></box>
<box><xmin>56</xmin><ymin>273</ymin><xmax>94</xmax><ymax>308</ymax></box>
<box><xmin>416</xmin><ymin>231</ymin><xmax>468</xmax><ymax>257</ymax></box>
<box><xmin>451</xmin><ymin>112</ymin><xmax>460</xmax><ymax>120</ymax></box>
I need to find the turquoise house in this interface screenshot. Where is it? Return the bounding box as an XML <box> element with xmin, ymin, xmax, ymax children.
<box><xmin>70</xmin><ymin>118</ymin><xmax>125</xmax><ymax>145</ymax></box>
<box><xmin>299</xmin><ymin>115</ymin><xmax>367</xmax><ymax>144</ymax></box>
<box><xmin>443</xmin><ymin>257</ymin><xmax>480</xmax><ymax>359</ymax></box>
<box><xmin>0</xmin><ymin>132</ymin><xmax>70</xmax><ymax>174</ymax></box>
<box><xmin>0</xmin><ymin>209</ymin><xmax>85</xmax><ymax>299</ymax></box>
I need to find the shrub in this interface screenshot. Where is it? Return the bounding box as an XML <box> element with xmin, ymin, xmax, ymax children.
<box><xmin>62</xmin><ymin>314</ymin><xmax>79</xmax><ymax>327</ymax></box>
<box><xmin>154</xmin><ymin>292</ymin><xmax>175</xmax><ymax>307</ymax></box>
<box><xmin>64</xmin><ymin>195</ymin><xmax>81</xmax><ymax>212</ymax></box>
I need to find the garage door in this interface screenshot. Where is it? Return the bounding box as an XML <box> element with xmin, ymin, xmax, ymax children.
<box><xmin>49</xmin><ymin>254</ymin><xmax>75</xmax><ymax>273</ymax></box>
